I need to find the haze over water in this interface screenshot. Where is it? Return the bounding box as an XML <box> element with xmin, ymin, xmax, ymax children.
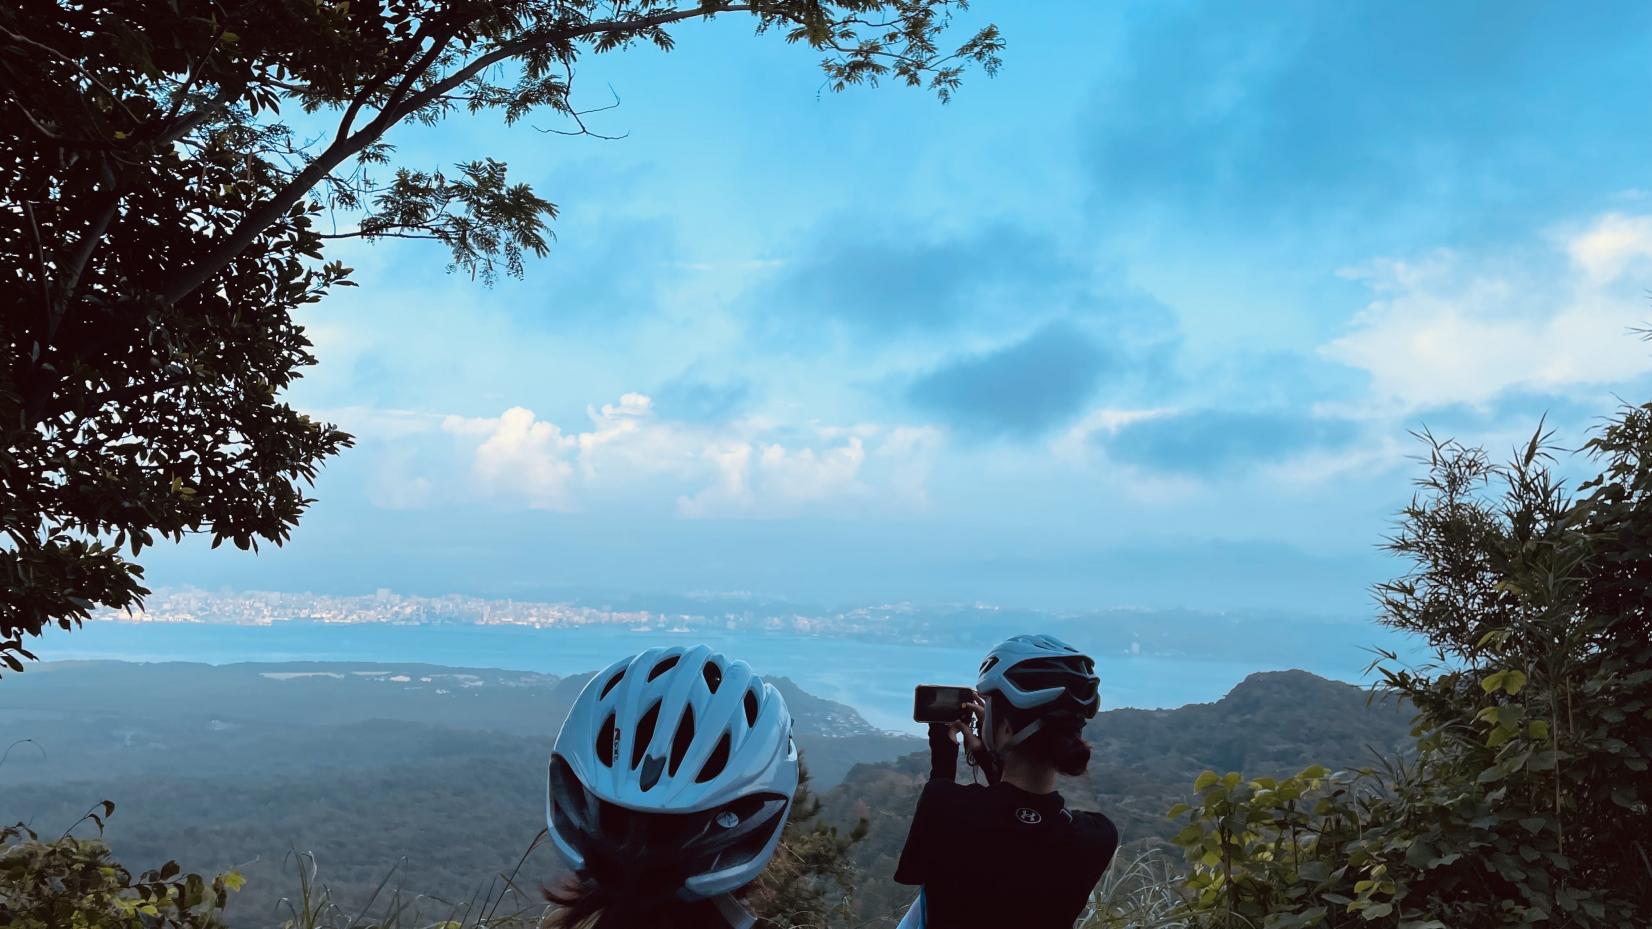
<box><xmin>42</xmin><ymin>620</ymin><xmax>1409</xmax><ymax>733</ymax></box>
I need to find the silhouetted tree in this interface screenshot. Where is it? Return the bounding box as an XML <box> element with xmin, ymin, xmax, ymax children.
<box><xmin>0</xmin><ymin>0</ymin><xmax>1002</xmax><ymax>672</ymax></box>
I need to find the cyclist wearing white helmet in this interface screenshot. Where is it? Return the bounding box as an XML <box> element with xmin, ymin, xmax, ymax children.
<box><xmin>894</xmin><ymin>634</ymin><xmax>1118</xmax><ymax>929</ymax></box>
<box><xmin>545</xmin><ymin>644</ymin><xmax>799</xmax><ymax>929</ymax></box>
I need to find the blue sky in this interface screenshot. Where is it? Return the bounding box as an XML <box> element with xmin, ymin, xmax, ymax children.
<box><xmin>147</xmin><ymin>0</ymin><xmax>1652</xmax><ymax>615</ymax></box>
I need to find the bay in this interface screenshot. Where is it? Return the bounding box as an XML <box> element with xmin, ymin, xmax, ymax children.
<box><xmin>37</xmin><ymin>620</ymin><xmax>1393</xmax><ymax>733</ymax></box>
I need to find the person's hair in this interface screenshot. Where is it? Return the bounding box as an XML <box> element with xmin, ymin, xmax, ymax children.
<box><xmin>542</xmin><ymin>873</ymin><xmax>738</xmax><ymax>929</ymax></box>
<box><xmin>990</xmin><ymin>693</ymin><xmax>1092</xmax><ymax>776</ymax></box>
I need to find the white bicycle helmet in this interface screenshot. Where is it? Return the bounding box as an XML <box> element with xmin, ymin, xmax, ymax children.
<box><xmin>976</xmin><ymin>634</ymin><xmax>1099</xmax><ymax>753</ymax></box>
<box><xmin>547</xmin><ymin>644</ymin><xmax>800</xmax><ymax>905</ymax></box>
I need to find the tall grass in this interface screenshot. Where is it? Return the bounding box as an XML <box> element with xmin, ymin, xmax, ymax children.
<box><xmin>266</xmin><ymin>838</ymin><xmax>1193</xmax><ymax>929</ymax></box>
<box><xmin>273</xmin><ymin>833</ymin><xmax>550</xmax><ymax>929</ymax></box>
<box><xmin>1077</xmin><ymin>848</ymin><xmax>1191</xmax><ymax>929</ymax></box>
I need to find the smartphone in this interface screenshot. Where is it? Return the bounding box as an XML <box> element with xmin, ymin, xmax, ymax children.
<box><xmin>913</xmin><ymin>684</ymin><xmax>975</xmax><ymax>724</ymax></box>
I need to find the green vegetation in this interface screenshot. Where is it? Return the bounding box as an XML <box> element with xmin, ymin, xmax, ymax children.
<box><xmin>748</xmin><ymin>768</ymin><xmax>870</xmax><ymax>929</ymax></box>
<box><xmin>14</xmin><ymin>396</ymin><xmax>1649</xmax><ymax>927</ymax></box>
<box><xmin>4</xmin><ymin>738</ymin><xmax>555</xmax><ymax>924</ymax></box>
<box><xmin>1</xmin><ymin>805</ymin><xmax>241</xmax><ymax>928</ymax></box>
<box><xmin>0</xmin><ymin>662</ymin><xmax>908</xmax><ymax>923</ymax></box>
<box><xmin>8</xmin><ymin>396</ymin><xmax>1651</xmax><ymax>929</ymax></box>
<box><xmin>2</xmin><ymin>665</ymin><xmax>1396</xmax><ymax>927</ymax></box>
<box><xmin>0</xmin><ymin>0</ymin><xmax>1001</xmax><ymax>672</ymax></box>
<box><xmin>2</xmin><ymin>764</ymin><xmax>858</xmax><ymax>929</ymax></box>
<box><xmin>815</xmin><ymin>401</ymin><xmax>1652</xmax><ymax>928</ymax></box>
<box><xmin>1080</xmin><ymin>850</ymin><xmax>1186</xmax><ymax>929</ymax></box>
<box><xmin>1157</xmin><ymin>408</ymin><xmax>1652</xmax><ymax>928</ymax></box>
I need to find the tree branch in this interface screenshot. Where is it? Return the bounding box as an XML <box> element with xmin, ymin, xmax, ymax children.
<box><xmin>157</xmin><ymin>1</ymin><xmax>764</xmax><ymax>308</ymax></box>
<box><xmin>20</xmin><ymin>200</ymin><xmax>53</xmax><ymax>331</ymax></box>
<box><xmin>334</xmin><ymin>13</ymin><xmax>460</xmax><ymax>144</ymax></box>
<box><xmin>534</xmin><ymin>79</ymin><xmax>626</xmax><ymax>139</ymax></box>
<box><xmin>154</xmin><ymin>83</ymin><xmax>239</xmax><ymax>147</ymax></box>
<box><xmin>53</xmin><ymin>164</ymin><xmax>120</xmax><ymax>334</ymax></box>
<box><xmin>315</xmin><ymin>229</ymin><xmax>442</xmax><ymax>241</ymax></box>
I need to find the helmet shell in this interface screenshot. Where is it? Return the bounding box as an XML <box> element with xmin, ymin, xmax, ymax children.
<box><xmin>546</xmin><ymin>644</ymin><xmax>799</xmax><ymax>900</ymax></box>
<box><xmin>976</xmin><ymin>633</ymin><xmax>1100</xmax><ymax>719</ymax></box>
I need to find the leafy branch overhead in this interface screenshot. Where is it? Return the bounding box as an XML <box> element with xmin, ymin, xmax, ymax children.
<box><xmin>0</xmin><ymin>0</ymin><xmax>1002</xmax><ymax>672</ymax></box>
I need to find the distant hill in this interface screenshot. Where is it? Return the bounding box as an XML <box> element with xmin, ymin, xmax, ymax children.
<box><xmin>818</xmin><ymin>670</ymin><xmax>1414</xmax><ymax>927</ymax></box>
<box><xmin>0</xmin><ymin>660</ymin><xmax>919</xmax><ymax>925</ymax></box>
<box><xmin>0</xmin><ymin>660</ymin><xmax>916</xmax><ymax>787</ymax></box>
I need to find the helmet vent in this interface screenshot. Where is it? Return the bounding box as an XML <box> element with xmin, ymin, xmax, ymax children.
<box><xmin>631</xmin><ymin>701</ymin><xmax>660</xmax><ymax>769</ymax></box>
<box><xmin>980</xmin><ymin>656</ymin><xmax>1000</xmax><ymax>675</ymax></box>
<box><xmin>599</xmin><ymin>669</ymin><xmax>626</xmax><ymax>699</ymax></box>
<box><xmin>669</xmin><ymin>705</ymin><xmax>695</xmax><ymax>776</ymax></box>
<box><xmin>647</xmin><ymin>655</ymin><xmax>680</xmax><ymax>682</ymax></box>
<box><xmin>595</xmin><ymin>713</ymin><xmax>617</xmax><ymax>766</ymax></box>
<box><xmin>743</xmin><ymin>688</ymin><xmax>759</xmax><ymax>727</ymax></box>
<box><xmin>702</xmin><ymin>662</ymin><xmax>722</xmax><ymax>693</ymax></box>
<box><xmin>696</xmin><ymin>731</ymin><xmax>731</xmax><ymax>783</ymax></box>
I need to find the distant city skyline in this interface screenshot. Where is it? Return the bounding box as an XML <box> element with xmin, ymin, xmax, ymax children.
<box><xmin>71</xmin><ymin>584</ymin><xmax>1425</xmax><ymax>679</ymax></box>
<box><xmin>141</xmin><ymin>1</ymin><xmax>1652</xmax><ymax>617</ymax></box>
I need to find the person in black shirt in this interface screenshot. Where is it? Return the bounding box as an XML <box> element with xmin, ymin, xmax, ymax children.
<box><xmin>895</xmin><ymin>634</ymin><xmax>1119</xmax><ymax>929</ymax></box>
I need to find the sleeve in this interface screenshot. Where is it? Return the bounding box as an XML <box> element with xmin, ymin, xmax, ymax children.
<box><xmin>893</xmin><ymin>777</ymin><xmax>954</xmax><ymax>886</ymax></box>
<box><xmin>925</xmin><ymin>723</ymin><xmax>959</xmax><ymax>781</ymax></box>
<box><xmin>1079</xmin><ymin>812</ymin><xmax>1121</xmax><ymax>876</ymax></box>
<box><xmin>895</xmin><ymin>727</ymin><xmax>960</xmax><ymax>886</ymax></box>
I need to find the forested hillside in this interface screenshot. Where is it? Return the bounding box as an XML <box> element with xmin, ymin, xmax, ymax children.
<box><xmin>0</xmin><ymin>663</ymin><xmax>1403</xmax><ymax>927</ymax></box>
<box><xmin>820</xmin><ymin>671</ymin><xmax>1414</xmax><ymax>926</ymax></box>
<box><xmin>0</xmin><ymin>661</ymin><xmax>913</xmax><ymax>787</ymax></box>
<box><xmin>0</xmin><ymin>661</ymin><xmax>918</xmax><ymax>923</ymax></box>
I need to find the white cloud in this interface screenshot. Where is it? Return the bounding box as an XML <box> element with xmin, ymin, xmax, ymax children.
<box><xmin>423</xmin><ymin>395</ymin><xmax>940</xmax><ymax>517</ymax></box>
<box><xmin>1323</xmin><ymin>214</ymin><xmax>1652</xmax><ymax>411</ymax></box>
<box><xmin>445</xmin><ymin>406</ymin><xmax>578</xmax><ymax>510</ymax></box>
<box><xmin>677</xmin><ymin>437</ymin><xmax>869</xmax><ymax>517</ymax></box>
<box><xmin>1567</xmin><ymin>213</ymin><xmax>1652</xmax><ymax>283</ymax></box>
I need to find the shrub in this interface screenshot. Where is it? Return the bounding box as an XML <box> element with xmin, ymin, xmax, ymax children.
<box><xmin>0</xmin><ymin>802</ymin><xmax>240</xmax><ymax>928</ymax></box>
<box><xmin>1166</xmin><ymin>405</ymin><xmax>1652</xmax><ymax>928</ymax></box>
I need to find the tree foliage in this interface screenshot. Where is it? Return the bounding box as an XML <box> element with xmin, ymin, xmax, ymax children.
<box><xmin>1166</xmin><ymin>406</ymin><xmax>1652</xmax><ymax>928</ymax></box>
<box><xmin>748</xmin><ymin>763</ymin><xmax>869</xmax><ymax>929</ymax></box>
<box><xmin>0</xmin><ymin>0</ymin><xmax>1002</xmax><ymax>672</ymax></box>
<box><xmin>0</xmin><ymin>802</ymin><xmax>242</xmax><ymax>928</ymax></box>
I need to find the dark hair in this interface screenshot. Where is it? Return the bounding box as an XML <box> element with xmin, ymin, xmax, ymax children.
<box><xmin>990</xmin><ymin>694</ymin><xmax>1092</xmax><ymax>777</ymax></box>
<box><xmin>543</xmin><ymin>873</ymin><xmax>736</xmax><ymax>929</ymax></box>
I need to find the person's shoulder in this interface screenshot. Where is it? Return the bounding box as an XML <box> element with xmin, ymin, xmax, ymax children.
<box><xmin>923</xmin><ymin>778</ymin><xmax>990</xmax><ymax>802</ymax></box>
<box><xmin>916</xmin><ymin>778</ymin><xmax>989</xmax><ymax>817</ymax></box>
<box><xmin>1066</xmin><ymin>809</ymin><xmax>1120</xmax><ymax>851</ymax></box>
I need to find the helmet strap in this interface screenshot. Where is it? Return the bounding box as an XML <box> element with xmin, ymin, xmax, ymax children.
<box><xmin>996</xmin><ymin>716</ymin><xmax>1045</xmax><ymax>756</ymax></box>
<box><xmin>712</xmin><ymin>892</ymin><xmax>757</xmax><ymax>929</ymax></box>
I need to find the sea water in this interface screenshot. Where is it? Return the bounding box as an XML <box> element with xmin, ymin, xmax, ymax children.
<box><xmin>35</xmin><ymin>620</ymin><xmax>1405</xmax><ymax>733</ymax></box>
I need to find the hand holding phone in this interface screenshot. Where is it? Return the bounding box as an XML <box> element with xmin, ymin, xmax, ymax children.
<box><xmin>913</xmin><ymin>684</ymin><xmax>975</xmax><ymax>723</ymax></box>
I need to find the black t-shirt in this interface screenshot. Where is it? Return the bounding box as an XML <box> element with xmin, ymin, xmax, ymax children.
<box><xmin>893</xmin><ymin>729</ymin><xmax>1119</xmax><ymax>929</ymax></box>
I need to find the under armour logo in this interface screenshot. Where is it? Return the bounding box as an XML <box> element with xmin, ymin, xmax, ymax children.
<box><xmin>1015</xmin><ymin>808</ymin><xmax>1042</xmax><ymax>824</ymax></box>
